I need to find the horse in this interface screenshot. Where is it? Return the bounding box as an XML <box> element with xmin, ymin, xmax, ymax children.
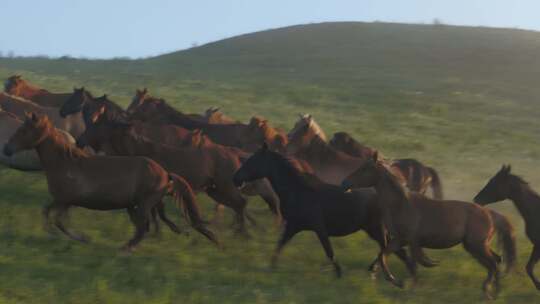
<box><xmin>0</xmin><ymin>109</ymin><xmax>73</xmax><ymax>170</ymax></box>
<box><xmin>232</xmin><ymin>143</ymin><xmax>435</xmax><ymax>279</ymax></box>
<box><xmin>127</xmin><ymin>92</ymin><xmax>277</xmax><ymax>152</ymax></box>
<box><xmin>204</xmin><ymin>107</ymin><xmax>239</xmax><ymax>124</ymax></box>
<box><xmin>4</xmin><ymin>75</ymin><xmax>72</xmax><ymax>108</ymax></box>
<box><xmin>60</xmin><ymin>87</ymin><xmax>127</xmax><ymax>125</ymax></box>
<box><xmin>330</xmin><ymin>132</ymin><xmax>443</xmax><ymax>198</ymax></box>
<box><xmin>341</xmin><ymin>153</ymin><xmax>516</xmax><ymax>299</ymax></box>
<box><xmin>76</xmin><ymin>114</ymin><xmax>280</xmax><ymax>233</ymax></box>
<box><xmin>287</xmin><ymin>115</ymin><xmax>366</xmax><ymax>184</ymax></box>
<box><xmin>3</xmin><ymin>112</ymin><xmax>219</xmax><ymax>251</ymax></box>
<box><xmin>0</xmin><ymin>92</ymin><xmax>85</xmax><ymax>138</ymax></box>
<box><xmin>474</xmin><ymin>165</ymin><xmax>540</xmax><ymax>290</ymax></box>
<box><xmin>61</xmin><ymin>92</ymin><xmax>192</xmax><ymax>147</ymax></box>
<box><xmin>249</xmin><ymin>116</ymin><xmax>289</xmax><ymax>153</ymax></box>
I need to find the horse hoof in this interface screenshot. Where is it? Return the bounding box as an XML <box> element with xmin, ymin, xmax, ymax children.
<box><xmin>393</xmin><ymin>280</ymin><xmax>405</xmax><ymax>289</ymax></box>
<box><xmin>369</xmin><ymin>271</ymin><xmax>378</xmax><ymax>280</ymax></box>
<box><xmin>77</xmin><ymin>235</ymin><xmax>91</xmax><ymax>244</ymax></box>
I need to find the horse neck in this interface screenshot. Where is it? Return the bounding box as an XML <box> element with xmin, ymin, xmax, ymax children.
<box><xmin>265</xmin><ymin>159</ymin><xmax>307</xmax><ymax>200</ymax></box>
<box><xmin>301</xmin><ymin>136</ymin><xmax>339</xmax><ymax>162</ymax></box>
<box><xmin>35</xmin><ymin>128</ymin><xmax>86</xmax><ymax>170</ymax></box>
<box><xmin>507</xmin><ymin>176</ymin><xmax>540</xmax><ymax>221</ymax></box>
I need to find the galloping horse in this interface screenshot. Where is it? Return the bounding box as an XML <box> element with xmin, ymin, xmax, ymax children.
<box><xmin>0</xmin><ymin>109</ymin><xmax>73</xmax><ymax>170</ymax></box>
<box><xmin>60</xmin><ymin>92</ymin><xmax>192</xmax><ymax>147</ymax></box>
<box><xmin>342</xmin><ymin>153</ymin><xmax>515</xmax><ymax>299</ymax></box>
<box><xmin>475</xmin><ymin>165</ymin><xmax>540</xmax><ymax>290</ymax></box>
<box><xmin>127</xmin><ymin>91</ymin><xmax>278</xmax><ymax>152</ymax></box>
<box><xmin>329</xmin><ymin>131</ymin><xmax>443</xmax><ymax>198</ymax></box>
<box><xmin>4</xmin><ymin>75</ymin><xmax>72</xmax><ymax>108</ymax></box>
<box><xmin>77</xmin><ymin>114</ymin><xmax>280</xmax><ymax>233</ymax></box>
<box><xmin>232</xmin><ymin>144</ymin><xmax>425</xmax><ymax>279</ymax></box>
<box><xmin>287</xmin><ymin>114</ymin><xmax>365</xmax><ymax>184</ymax></box>
<box><xmin>0</xmin><ymin>92</ymin><xmax>85</xmax><ymax>138</ymax></box>
<box><xmin>3</xmin><ymin>113</ymin><xmax>219</xmax><ymax>251</ymax></box>
<box><xmin>204</xmin><ymin>107</ymin><xmax>239</xmax><ymax>124</ymax></box>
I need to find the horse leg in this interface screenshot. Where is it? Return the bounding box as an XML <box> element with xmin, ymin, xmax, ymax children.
<box><xmin>464</xmin><ymin>241</ymin><xmax>500</xmax><ymax>300</ymax></box>
<box><xmin>490</xmin><ymin>249</ymin><xmax>502</xmax><ymax>265</ymax></box>
<box><xmin>150</xmin><ymin>207</ymin><xmax>159</xmax><ymax>234</ymax></box>
<box><xmin>122</xmin><ymin>204</ymin><xmax>151</xmax><ymax>252</ymax></box>
<box><xmin>526</xmin><ymin>244</ymin><xmax>540</xmax><ymax>290</ymax></box>
<box><xmin>42</xmin><ymin>202</ymin><xmax>55</xmax><ymax>234</ymax></box>
<box><xmin>249</xmin><ymin>179</ymin><xmax>281</xmax><ymax>226</ymax></box>
<box><xmin>271</xmin><ymin>223</ymin><xmax>299</xmax><ymax>269</ymax></box>
<box><xmin>315</xmin><ymin>229</ymin><xmax>342</xmax><ymax>278</ymax></box>
<box><xmin>156</xmin><ymin>201</ymin><xmax>184</xmax><ymax>234</ymax></box>
<box><xmin>207</xmin><ymin>186</ymin><xmax>248</xmax><ymax>236</ymax></box>
<box><xmin>53</xmin><ymin>205</ymin><xmax>90</xmax><ymax>243</ymax></box>
<box><xmin>378</xmin><ymin>238</ymin><xmax>405</xmax><ymax>288</ymax></box>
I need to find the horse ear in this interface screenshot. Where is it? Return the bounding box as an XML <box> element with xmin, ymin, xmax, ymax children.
<box><xmin>143</xmin><ymin>88</ymin><xmax>147</xmax><ymax>93</ymax></box>
<box><xmin>505</xmin><ymin>165</ymin><xmax>512</xmax><ymax>174</ymax></box>
<box><xmin>24</xmin><ymin>111</ymin><xmax>32</xmax><ymax>121</ymax></box>
<box><xmin>261</xmin><ymin>142</ymin><xmax>269</xmax><ymax>151</ymax></box>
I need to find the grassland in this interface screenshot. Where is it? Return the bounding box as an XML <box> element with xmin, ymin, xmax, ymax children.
<box><xmin>1</xmin><ymin>22</ymin><xmax>540</xmax><ymax>303</ymax></box>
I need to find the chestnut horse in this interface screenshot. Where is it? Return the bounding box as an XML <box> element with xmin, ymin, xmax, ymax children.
<box><xmin>341</xmin><ymin>153</ymin><xmax>515</xmax><ymax>299</ymax></box>
<box><xmin>4</xmin><ymin>75</ymin><xmax>72</xmax><ymax>108</ymax></box>
<box><xmin>127</xmin><ymin>91</ymin><xmax>279</xmax><ymax>152</ymax></box>
<box><xmin>0</xmin><ymin>109</ymin><xmax>72</xmax><ymax>170</ymax></box>
<box><xmin>474</xmin><ymin>165</ymin><xmax>540</xmax><ymax>290</ymax></box>
<box><xmin>77</xmin><ymin>115</ymin><xmax>280</xmax><ymax>233</ymax></box>
<box><xmin>0</xmin><ymin>92</ymin><xmax>85</xmax><ymax>138</ymax></box>
<box><xmin>329</xmin><ymin>131</ymin><xmax>443</xmax><ymax>198</ymax></box>
<box><xmin>60</xmin><ymin>91</ymin><xmax>192</xmax><ymax>147</ymax></box>
<box><xmin>3</xmin><ymin>113</ymin><xmax>219</xmax><ymax>251</ymax></box>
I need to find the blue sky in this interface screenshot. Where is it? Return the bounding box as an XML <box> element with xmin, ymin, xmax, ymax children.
<box><xmin>1</xmin><ymin>0</ymin><xmax>538</xmax><ymax>58</ymax></box>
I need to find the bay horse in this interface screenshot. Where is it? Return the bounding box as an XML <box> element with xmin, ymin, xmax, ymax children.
<box><xmin>0</xmin><ymin>92</ymin><xmax>85</xmax><ymax>138</ymax></box>
<box><xmin>4</xmin><ymin>75</ymin><xmax>72</xmax><ymax>108</ymax></box>
<box><xmin>76</xmin><ymin>115</ymin><xmax>279</xmax><ymax>233</ymax></box>
<box><xmin>330</xmin><ymin>131</ymin><xmax>443</xmax><ymax>198</ymax></box>
<box><xmin>474</xmin><ymin>165</ymin><xmax>540</xmax><ymax>290</ymax></box>
<box><xmin>0</xmin><ymin>109</ymin><xmax>73</xmax><ymax>170</ymax></box>
<box><xmin>60</xmin><ymin>92</ymin><xmax>192</xmax><ymax>147</ymax></box>
<box><xmin>3</xmin><ymin>112</ymin><xmax>219</xmax><ymax>251</ymax></box>
<box><xmin>127</xmin><ymin>92</ymin><xmax>277</xmax><ymax>152</ymax></box>
<box><xmin>232</xmin><ymin>144</ymin><xmax>429</xmax><ymax>279</ymax></box>
<box><xmin>341</xmin><ymin>153</ymin><xmax>516</xmax><ymax>299</ymax></box>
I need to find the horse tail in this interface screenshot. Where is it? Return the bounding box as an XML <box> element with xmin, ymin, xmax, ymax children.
<box><xmin>168</xmin><ymin>173</ymin><xmax>221</xmax><ymax>247</ymax></box>
<box><xmin>427</xmin><ymin>166</ymin><xmax>443</xmax><ymax>199</ymax></box>
<box><xmin>489</xmin><ymin>209</ymin><xmax>516</xmax><ymax>273</ymax></box>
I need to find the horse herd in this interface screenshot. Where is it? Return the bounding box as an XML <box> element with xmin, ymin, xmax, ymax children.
<box><xmin>2</xmin><ymin>75</ymin><xmax>540</xmax><ymax>299</ymax></box>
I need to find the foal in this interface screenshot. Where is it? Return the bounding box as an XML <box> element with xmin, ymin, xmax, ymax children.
<box><xmin>3</xmin><ymin>112</ymin><xmax>218</xmax><ymax>250</ymax></box>
<box><xmin>342</xmin><ymin>153</ymin><xmax>514</xmax><ymax>299</ymax></box>
<box><xmin>475</xmin><ymin>165</ymin><xmax>540</xmax><ymax>290</ymax></box>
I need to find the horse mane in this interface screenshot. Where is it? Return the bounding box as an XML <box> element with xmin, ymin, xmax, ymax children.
<box><xmin>267</xmin><ymin>151</ymin><xmax>328</xmax><ymax>190</ymax></box>
<box><xmin>378</xmin><ymin>162</ymin><xmax>410</xmax><ymax>201</ymax></box>
<box><xmin>303</xmin><ymin>115</ymin><xmax>327</xmax><ymax>142</ymax></box>
<box><xmin>9</xmin><ymin>77</ymin><xmax>50</xmax><ymax>94</ymax></box>
<box><xmin>300</xmin><ymin>135</ymin><xmax>341</xmax><ymax>162</ymax></box>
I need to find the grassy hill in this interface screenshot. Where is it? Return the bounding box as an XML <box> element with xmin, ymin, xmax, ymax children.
<box><xmin>1</xmin><ymin>22</ymin><xmax>540</xmax><ymax>303</ymax></box>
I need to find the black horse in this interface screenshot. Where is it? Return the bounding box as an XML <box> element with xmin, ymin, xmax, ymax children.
<box><xmin>233</xmin><ymin>143</ymin><xmax>416</xmax><ymax>281</ymax></box>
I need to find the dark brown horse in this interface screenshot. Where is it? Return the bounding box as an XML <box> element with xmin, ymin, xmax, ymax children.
<box><xmin>329</xmin><ymin>131</ymin><xmax>443</xmax><ymax>198</ymax></box>
<box><xmin>474</xmin><ymin>165</ymin><xmax>540</xmax><ymax>290</ymax></box>
<box><xmin>77</xmin><ymin>115</ymin><xmax>279</xmax><ymax>233</ymax></box>
<box><xmin>342</xmin><ymin>153</ymin><xmax>515</xmax><ymax>299</ymax></box>
<box><xmin>3</xmin><ymin>112</ymin><xmax>219</xmax><ymax>251</ymax></box>
<box><xmin>232</xmin><ymin>144</ymin><xmax>422</xmax><ymax>279</ymax></box>
<box><xmin>4</xmin><ymin>75</ymin><xmax>72</xmax><ymax>108</ymax></box>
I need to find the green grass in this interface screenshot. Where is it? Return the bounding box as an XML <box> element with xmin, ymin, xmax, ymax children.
<box><xmin>1</xmin><ymin>21</ymin><xmax>540</xmax><ymax>303</ymax></box>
